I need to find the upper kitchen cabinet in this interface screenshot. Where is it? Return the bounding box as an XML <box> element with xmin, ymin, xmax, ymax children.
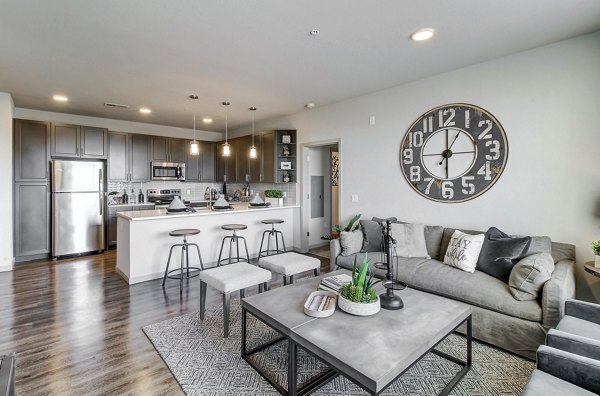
<box><xmin>14</xmin><ymin>119</ymin><xmax>50</xmax><ymax>181</ymax></box>
<box><xmin>215</xmin><ymin>139</ymin><xmax>238</xmax><ymax>182</ymax></box>
<box><xmin>81</xmin><ymin>126</ymin><xmax>108</xmax><ymax>158</ymax></box>
<box><xmin>108</xmin><ymin>132</ymin><xmax>150</xmax><ymax>182</ymax></box>
<box><xmin>260</xmin><ymin>131</ymin><xmax>276</xmax><ymax>183</ymax></box>
<box><xmin>50</xmin><ymin>123</ymin><xmax>107</xmax><ymax>159</ymax></box>
<box><xmin>151</xmin><ymin>136</ymin><xmax>186</xmax><ymax>163</ymax></box>
<box><xmin>199</xmin><ymin>141</ymin><xmax>216</xmax><ymax>182</ymax></box>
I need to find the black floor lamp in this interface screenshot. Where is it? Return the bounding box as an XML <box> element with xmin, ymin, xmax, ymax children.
<box><xmin>375</xmin><ymin>220</ymin><xmax>406</xmax><ymax>310</ymax></box>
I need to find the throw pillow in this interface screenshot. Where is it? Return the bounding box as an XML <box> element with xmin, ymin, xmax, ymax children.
<box><xmin>443</xmin><ymin>230</ymin><xmax>485</xmax><ymax>273</ymax></box>
<box><xmin>439</xmin><ymin>228</ymin><xmax>483</xmax><ymax>261</ymax></box>
<box><xmin>390</xmin><ymin>223</ymin><xmax>429</xmax><ymax>258</ymax></box>
<box><xmin>477</xmin><ymin>227</ymin><xmax>532</xmax><ymax>282</ymax></box>
<box><xmin>360</xmin><ymin>220</ymin><xmax>384</xmax><ymax>252</ymax></box>
<box><xmin>372</xmin><ymin>216</ymin><xmax>398</xmax><ymax>225</ymax></box>
<box><xmin>509</xmin><ymin>253</ymin><xmax>555</xmax><ymax>301</ymax></box>
<box><xmin>339</xmin><ymin>230</ymin><xmax>364</xmax><ymax>256</ymax></box>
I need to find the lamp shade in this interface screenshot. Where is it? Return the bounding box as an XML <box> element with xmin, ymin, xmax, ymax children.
<box><xmin>250</xmin><ymin>146</ymin><xmax>257</xmax><ymax>159</ymax></box>
<box><xmin>222</xmin><ymin>142</ymin><xmax>230</xmax><ymax>157</ymax></box>
<box><xmin>190</xmin><ymin>141</ymin><xmax>199</xmax><ymax>155</ymax></box>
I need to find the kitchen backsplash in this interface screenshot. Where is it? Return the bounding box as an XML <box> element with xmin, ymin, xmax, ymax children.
<box><xmin>107</xmin><ymin>180</ymin><xmax>297</xmax><ymax>205</ymax></box>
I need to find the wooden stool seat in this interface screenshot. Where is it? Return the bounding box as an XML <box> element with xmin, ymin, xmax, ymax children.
<box><xmin>221</xmin><ymin>224</ymin><xmax>248</xmax><ymax>231</ymax></box>
<box><xmin>169</xmin><ymin>229</ymin><xmax>200</xmax><ymax>237</ymax></box>
<box><xmin>261</xmin><ymin>219</ymin><xmax>284</xmax><ymax>225</ymax></box>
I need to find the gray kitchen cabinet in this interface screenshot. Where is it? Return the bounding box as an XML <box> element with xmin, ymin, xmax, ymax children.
<box><xmin>216</xmin><ymin>139</ymin><xmax>237</xmax><ymax>182</ymax></box>
<box><xmin>261</xmin><ymin>131</ymin><xmax>275</xmax><ymax>183</ymax></box>
<box><xmin>200</xmin><ymin>141</ymin><xmax>216</xmax><ymax>182</ymax></box>
<box><xmin>186</xmin><ymin>140</ymin><xmax>216</xmax><ymax>182</ymax></box>
<box><xmin>14</xmin><ymin>119</ymin><xmax>50</xmax><ymax>181</ymax></box>
<box><xmin>248</xmin><ymin>135</ymin><xmax>261</xmax><ymax>183</ymax></box>
<box><xmin>169</xmin><ymin>138</ymin><xmax>186</xmax><ymax>162</ymax></box>
<box><xmin>51</xmin><ymin>123</ymin><xmax>107</xmax><ymax>159</ymax></box>
<box><xmin>80</xmin><ymin>126</ymin><xmax>108</xmax><ymax>159</ymax></box>
<box><xmin>108</xmin><ymin>132</ymin><xmax>128</xmax><ymax>181</ymax></box>
<box><xmin>151</xmin><ymin>136</ymin><xmax>185</xmax><ymax>162</ymax></box>
<box><xmin>51</xmin><ymin>123</ymin><xmax>80</xmax><ymax>158</ymax></box>
<box><xmin>14</xmin><ymin>182</ymin><xmax>50</xmax><ymax>259</ymax></box>
<box><xmin>130</xmin><ymin>134</ymin><xmax>150</xmax><ymax>181</ymax></box>
<box><xmin>108</xmin><ymin>132</ymin><xmax>150</xmax><ymax>182</ymax></box>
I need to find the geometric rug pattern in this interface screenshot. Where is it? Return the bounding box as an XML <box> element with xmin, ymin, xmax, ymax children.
<box><xmin>143</xmin><ymin>299</ymin><xmax>535</xmax><ymax>395</ymax></box>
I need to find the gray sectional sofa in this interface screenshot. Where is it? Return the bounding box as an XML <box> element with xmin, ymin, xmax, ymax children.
<box><xmin>330</xmin><ymin>224</ymin><xmax>576</xmax><ymax>359</ymax></box>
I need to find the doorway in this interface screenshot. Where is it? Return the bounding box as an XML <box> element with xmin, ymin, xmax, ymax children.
<box><xmin>301</xmin><ymin>140</ymin><xmax>341</xmax><ymax>256</ymax></box>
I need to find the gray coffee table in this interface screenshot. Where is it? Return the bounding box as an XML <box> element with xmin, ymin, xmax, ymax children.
<box><xmin>241</xmin><ymin>270</ymin><xmax>472</xmax><ymax>396</ymax></box>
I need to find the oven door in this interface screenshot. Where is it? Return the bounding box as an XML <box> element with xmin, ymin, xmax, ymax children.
<box><xmin>152</xmin><ymin>162</ymin><xmax>186</xmax><ymax>181</ymax></box>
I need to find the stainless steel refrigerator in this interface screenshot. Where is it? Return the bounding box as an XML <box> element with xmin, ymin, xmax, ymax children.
<box><xmin>52</xmin><ymin>160</ymin><xmax>105</xmax><ymax>257</ymax></box>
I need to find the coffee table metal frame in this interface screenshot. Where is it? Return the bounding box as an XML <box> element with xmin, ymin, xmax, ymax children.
<box><xmin>241</xmin><ymin>298</ymin><xmax>472</xmax><ymax>396</ymax></box>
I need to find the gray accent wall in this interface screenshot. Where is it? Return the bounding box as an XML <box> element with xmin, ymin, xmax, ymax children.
<box><xmin>232</xmin><ymin>31</ymin><xmax>600</xmax><ymax>302</ymax></box>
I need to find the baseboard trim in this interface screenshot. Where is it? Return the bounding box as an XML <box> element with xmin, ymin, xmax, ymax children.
<box><xmin>0</xmin><ymin>263</ymin><xmax>13</xmax><ymax>272</ymax></box>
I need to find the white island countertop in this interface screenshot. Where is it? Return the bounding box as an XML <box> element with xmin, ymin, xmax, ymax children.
<box><xmin>117</xmin><ymin>203</ymin><xmax>300</xmax><ymax>221</ymax></box>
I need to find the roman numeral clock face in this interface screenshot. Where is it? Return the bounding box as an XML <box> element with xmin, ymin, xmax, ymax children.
<box><xmin>400</xmin><ymin>104</ymin><xmax>508</xmax><ymax>202</ymax></box>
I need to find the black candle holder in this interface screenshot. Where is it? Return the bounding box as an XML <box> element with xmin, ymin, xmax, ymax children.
<box><xmin>374</xmin><ymin>220</ymin><xmax>406</xmax><ymax>310</ymax></box>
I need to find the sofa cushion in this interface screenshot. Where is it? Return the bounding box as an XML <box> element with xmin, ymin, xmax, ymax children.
<box><xmin>390</xmin><ymin>222</ymin><xmax>429</xmax><ymax>258</ymax></box>
<box><xmin>339</xmin><ymin>230</ymin><xmax>363</xmax><ymax>256</ymax></box>
<box><xmin>396</xmin><ymin>220</ymin><xmax>444</xmax><ymax>261</ymax></box>
<box><xmin>509</xmin><ymin>253</ymin><xmax>554</xmax><ymax>301</ymax></box>
<box><xmin>443</xmin><ymin>230</ymin><xmax>485</xmax><ymax>273</ymax></box>
<box><xmin>360</xmin><ymin>220</ymin><xmax>383</xmax><ymax>252</ymax></box>
<box><xmin>477</xmin><ymin>227</ymin><xmax>532</xmax><ymax>282</ymax></box>
<box><xmin>439</xmin><ymin>227</ymin><xmax>483</xmax><ymax>260</ymax></box>
<box><xmin>396</xmin><ymin>258</ymin><xmax>542</xmax><ymax>322</ymax></box>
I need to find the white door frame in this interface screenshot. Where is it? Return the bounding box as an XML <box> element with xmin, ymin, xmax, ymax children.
<box><xmin>299</xmin><ymin>138</ymin><xmax>342</xmax><ymax>252</ymax></box>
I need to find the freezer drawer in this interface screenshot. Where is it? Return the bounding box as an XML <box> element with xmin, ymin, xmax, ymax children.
<box><xmin>52</xmin><ymin>192</ymin><xmax>105</xmax><ymax>256</ymax></box>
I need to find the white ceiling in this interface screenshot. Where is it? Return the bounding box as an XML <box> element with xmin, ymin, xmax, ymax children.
<box><xmin>1</xmin><ymin>0</ymin><xmax>599</xmax><ymax>132</ymax></box>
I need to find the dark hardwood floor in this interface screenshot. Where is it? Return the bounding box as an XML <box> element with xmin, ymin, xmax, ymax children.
<box><xmin>0</xmin><ymin>250</ymin><xmax>330</xmax><ymax>395</ymax></box>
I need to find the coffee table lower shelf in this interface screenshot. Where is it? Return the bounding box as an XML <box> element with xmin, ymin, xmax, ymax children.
<box><xmin>241</xmin><ymin>307</ymin><xmax>472</xmax><ymax>396</ymax></box>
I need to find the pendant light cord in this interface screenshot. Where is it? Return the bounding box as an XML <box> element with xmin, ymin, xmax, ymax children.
<box><xmin>193</xmin><ymin>112</ymin><xmax>196</xmax><ymax>141</ymax></box>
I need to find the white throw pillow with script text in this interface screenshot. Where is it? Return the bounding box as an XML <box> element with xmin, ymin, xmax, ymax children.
<box><xmin>443</xmin><ymin>230</ymin><xmax>485</xmax><ymax>273</ymax></box>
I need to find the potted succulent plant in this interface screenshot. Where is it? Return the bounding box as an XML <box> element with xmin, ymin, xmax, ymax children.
<box><xmin>321</xmin><ymin>214</ymin><xmax>361</xmax><ymax>240</ymax></box>
<box><xmin>338</xmin><ymin>255</ymin><xmax>381</xmax><ymax>316</ymax></box>
<box><xmin>264</xmin><ymin>189</ymin><xmax>284</xmax><ymax>206</ymax></box>
<box><xmin>592</xmin><ymin>240</ymin><xmax>600</xmax><ymax>268</ymax></box>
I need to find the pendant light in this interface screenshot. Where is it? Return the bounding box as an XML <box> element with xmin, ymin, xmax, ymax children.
<box><xmin>189</xmin><ymin>112</ymin><xmax>200</xmax><ymax>156</ymax></box>
<box><xmin>222</xmin><ymin>101</ymin><xmax>231</xmax><ymax>157</ymax></box>
<box><xmin>249</xmin><ymin>106</ymin><xmax>257</xmax><ymax>159</ymax></box>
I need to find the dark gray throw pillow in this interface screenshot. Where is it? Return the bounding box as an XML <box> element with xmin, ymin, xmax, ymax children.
<box><xmin>477</xmin><ymin>227</ymin><xmax>532</xmax><ymax>282</ymax></box>
<box><xmin>360</xmin><ymin>220</ymin><xmax>384</xmax><ymax>252</ymax></box>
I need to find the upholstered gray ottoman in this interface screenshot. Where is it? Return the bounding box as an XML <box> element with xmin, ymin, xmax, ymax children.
<box><xmin>258</xmin><ymin>252</ymin><xmax>320</xmax><ymax>285</ymax></box>
<box><xmin>199</xmin><ymin>262</ymin><xmax>271</xmax><ymax>337</ymax></box>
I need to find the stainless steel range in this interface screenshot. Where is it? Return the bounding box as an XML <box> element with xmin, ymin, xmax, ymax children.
<box><xmin>146</xmin><ymin>189</ymin><xmax>185</xmax><ymax>207</ymax></box>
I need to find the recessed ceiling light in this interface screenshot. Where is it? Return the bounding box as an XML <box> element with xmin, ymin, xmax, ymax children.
<box><xmin>202</xmin><ymin>117</ymin><xmax>213</xmax><ymax>124</ymax></box>
<box><xmin>309</xmin><ymin>29</ymin><xmax>319</xmax><ymax>36</ymax></box>
<box><xmin>305</xmin><ymin>102</ymin><xmax>315</xmax><ymax>109</ymax></box>
<box><xmin>52</xmin><ymin>94</ymin><xmax>68</xmax><ymax>102</ymax></box>
<box><xmin>139</xmin><ymin>108</ymin><xmax>152</xmax><ymax>114</ymax></box>
<box><xmin>411</xmin><ymin>28</ymin><xmax>435</xmax><ymax>41</ymax></box>
<box><xmin>189</xmin><ymin>94</ymin><xmax>199</xmax><ymax>100</ymax></box>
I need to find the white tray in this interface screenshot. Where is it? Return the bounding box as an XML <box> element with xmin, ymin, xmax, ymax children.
<box><xmin>303</xmin><ymin>290</ymin><xmax>337</xmax><ymax>318</ymax></box>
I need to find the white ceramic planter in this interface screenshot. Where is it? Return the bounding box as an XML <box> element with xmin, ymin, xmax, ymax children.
<box><xmin>595</xmin><ymin>255</ymin><xmax>600</xmax><ymax>268</ymax></box>
<box><xmin>265</xmin><ymin>197</ymin><xmax>283</xmax><ymax>207</ymax></box>
<box><xmin>338</xmin><ymin>294</ymin><xmax>380</xmax><ymax>316</ymax></box>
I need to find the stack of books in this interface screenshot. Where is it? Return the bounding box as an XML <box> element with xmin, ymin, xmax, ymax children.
<box><xmin>319</xmin><ymin>273</ymin><xmax>352</xmax><ymax>293</ymax></box>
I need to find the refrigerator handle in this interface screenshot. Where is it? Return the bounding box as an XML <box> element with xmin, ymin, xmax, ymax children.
<box><xmin>99</xmin><ymin>168</ymin><xmax>104</xmax><ymax>215</ymax></box>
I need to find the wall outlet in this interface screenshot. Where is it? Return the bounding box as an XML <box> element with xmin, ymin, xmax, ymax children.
<box><xmin>282</xmin><ymin>192</ymin><xmax>287</xmax><ymax>198</ymax></box>
<box><xmin>351</xmin><ymin>194</ymin><xmax>359</xmax><ymax>202</ymax></box>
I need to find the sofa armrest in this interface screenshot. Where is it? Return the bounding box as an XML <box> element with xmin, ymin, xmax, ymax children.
<box><xmin>565</xmin><ymin>299</ymin><xmax>600</xmax><ymax>325</ymax></box>
<box><xmin>329</xmin><ymin>239</ymin><xmax>341</xmax><ymax>272</ymax></box>
<box><xmin>547</xmin><ymin>329</ymin><xmax>600</xmax><ymax>360</ymax></box>
<box><xmin>537</xmin><ymin>345</ymin><xmax>600</xmax><ymax>394</ymax></box>
<box><xmin>542</xmin><ymin>259</ymin><xmax>576</xmax><ymax>327</ymax></box>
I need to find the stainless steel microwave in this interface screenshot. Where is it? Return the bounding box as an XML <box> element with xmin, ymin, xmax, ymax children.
<box><xmin>151</xmin><ymin>162</ymin><xmax>185</xmax><ymax>181</ymax></box>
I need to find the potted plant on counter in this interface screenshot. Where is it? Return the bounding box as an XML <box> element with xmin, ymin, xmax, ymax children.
<box><xmin>264</xmin><ymin>189</ymin><xmax>284</xmax><ymax>206</ymax></box>
<box><xmin>338</xmin><ymin>255</ymin><xmax>381</xmax><ymax>316</ymax></box>
<box><xmin>593</xmin><ymin>240</ymin><xmax>600</xmax><ymax>268</ymax></box>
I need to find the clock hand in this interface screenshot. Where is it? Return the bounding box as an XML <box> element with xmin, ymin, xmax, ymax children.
<box><xmin>447</xmin><ymin>132</ymin><xmax>460</xmax><ymax>150</ymax></box>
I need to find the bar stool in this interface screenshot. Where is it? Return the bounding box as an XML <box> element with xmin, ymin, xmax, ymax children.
<box><xmin>217</xmin><ymin>224</ymin><xmax>251</xmax><ymax>265</ymax></box>
<box><xmin>162</xmin><ymin>229</ymin><xmax>203</xmax><ymax>294</ymax></box>
<box><xmin>257</xmin><ymin>219</ymin><xmax>286</xmax><ymax>261</ymax></box>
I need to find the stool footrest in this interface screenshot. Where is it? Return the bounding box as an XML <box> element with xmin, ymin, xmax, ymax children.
<box><xmin>166</xmin><ymin>267</ymin><xmax>202</xmax><ymax>280</ymax></box>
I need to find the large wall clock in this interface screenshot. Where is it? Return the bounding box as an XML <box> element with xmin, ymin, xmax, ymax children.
<box><xmin>400</xmin><ymin>103</ymin><xmax>508</xmax><ymax>203</ymax></box>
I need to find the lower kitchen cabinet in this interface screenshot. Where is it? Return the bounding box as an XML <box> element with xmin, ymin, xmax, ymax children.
<box><xmin>14</xmin><ymin>182</ymin><xmax>51</xmax><ymax>260</ymax></box>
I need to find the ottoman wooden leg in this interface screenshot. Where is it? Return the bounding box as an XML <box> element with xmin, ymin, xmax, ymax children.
<box><xmin>223</xmin><ymin>292</ymin><xmax>231</xmax><ymax>338</ymax></box>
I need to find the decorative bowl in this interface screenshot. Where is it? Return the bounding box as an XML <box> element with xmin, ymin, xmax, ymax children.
<box><xmin>337</xmin><ymin>294</ymin><xmax>380</xmax><ymax>316</ymax></box>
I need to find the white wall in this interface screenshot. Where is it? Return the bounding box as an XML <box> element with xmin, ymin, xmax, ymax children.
<box><xmin>14</xmin><ymin>108</ymin><xmax>223</xmax><ymax>141</ymax></box>
<box><xmin>236</xmin><ymin>32</ymin><xmax>600</xmax><ymax>301</ymax></box>
<box><xmin>0</xmin><ymin>93</ymin><xmax>14</xmax><ymax>271</ymax></box>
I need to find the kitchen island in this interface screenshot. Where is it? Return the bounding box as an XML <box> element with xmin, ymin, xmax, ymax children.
<box><xmin>116</xmin><ymin>204</ymin><xmax>300</xmax><ymax>284</ymax></box>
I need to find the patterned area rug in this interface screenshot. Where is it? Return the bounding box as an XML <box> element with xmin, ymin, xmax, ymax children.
<box><xmin>143</xmin><ymin>300</ymin><xmax>534</xmax><ymax>395</ymax></box>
